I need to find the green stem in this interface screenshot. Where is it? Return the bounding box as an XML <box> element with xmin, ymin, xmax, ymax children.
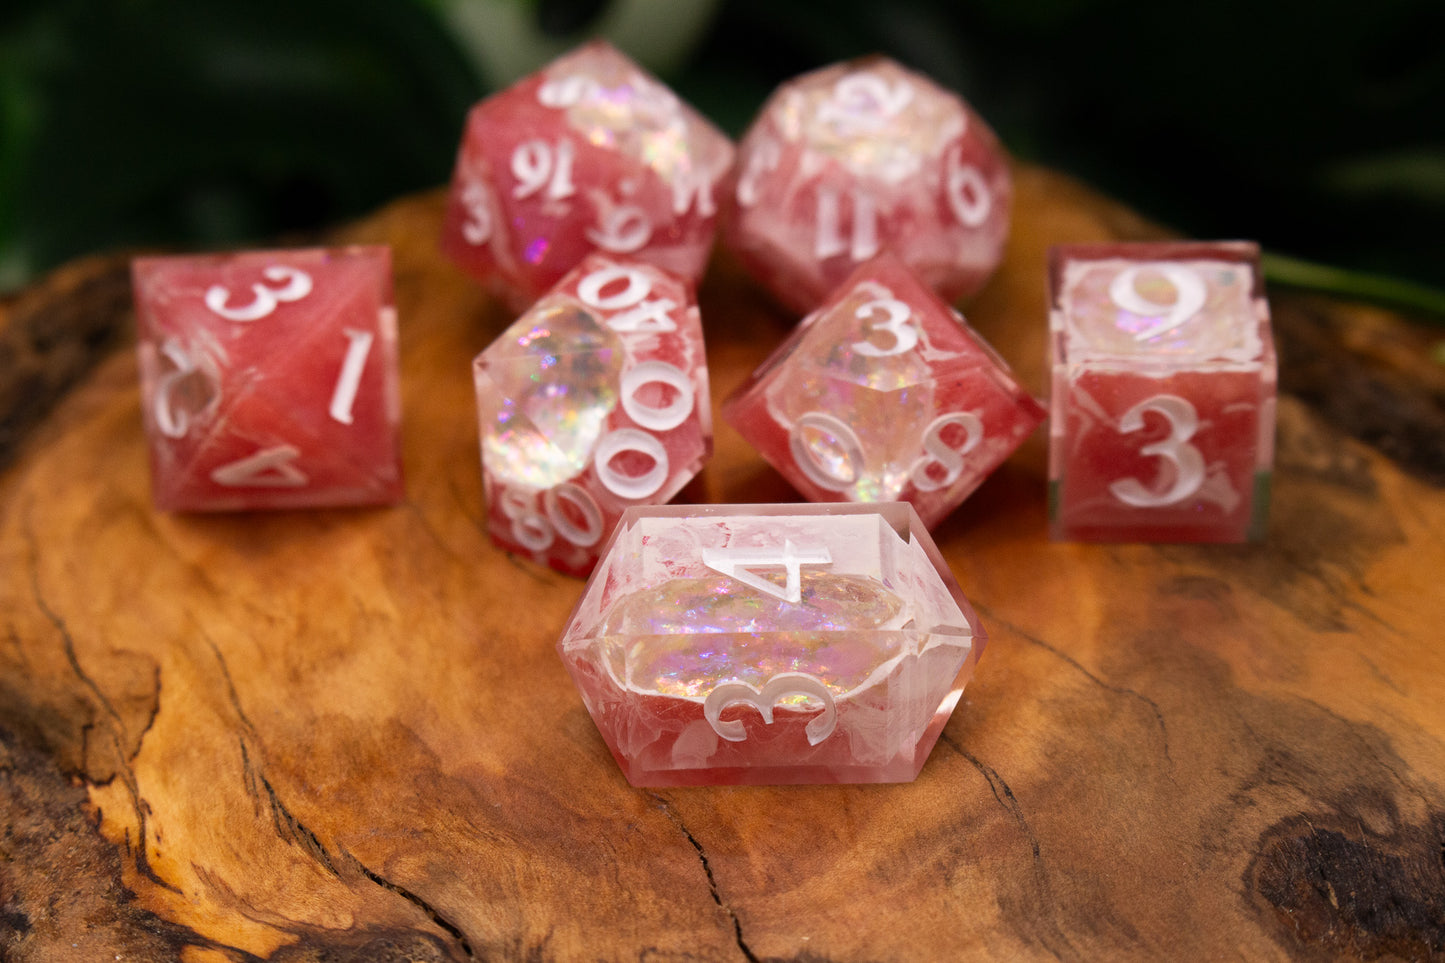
<box><xmin>1262</xmin><ymin>252</ymin><xmax>1445</xmax><ymax>322</ymax></box>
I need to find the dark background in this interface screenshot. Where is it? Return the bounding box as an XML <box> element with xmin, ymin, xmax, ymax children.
<box><xmin>2</xmin><ymin>0</ymin><xmax>1442</xmax><ymax>312</ymax></box>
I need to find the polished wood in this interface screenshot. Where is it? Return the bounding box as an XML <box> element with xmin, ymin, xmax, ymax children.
<box><xmin>2</xmin><ymin>166</ymin><xmax>1443</xmax><ymax>962</ymax></box>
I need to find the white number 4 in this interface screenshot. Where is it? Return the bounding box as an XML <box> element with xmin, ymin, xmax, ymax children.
<box><xmin>701</xmin><ymin>540</ymin><xmax>832</xmax><ymax>604</ymax></box>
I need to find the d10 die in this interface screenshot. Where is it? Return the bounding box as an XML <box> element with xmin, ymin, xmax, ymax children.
<box><xmin>558</xmin><ymin>503</ymin><xmax>985</xmax><ymax>786</ymax></box>
<box><xmin>132</xmin><ymin>247</ymin><xmax>404</xmax><ymax>512</ymax></box>
<box><xmin>1047</xmin><ymin>241</ymin><xmax>1276</xmax><ymax>542</ymax></box>
<box><xmin>474</xmin><ymin>254</ymin><xmax>711</xmax><ymax>577</ymax></box>
<box><xmin>724</xmin><ymin>56</ymin><xmax>1011</xmax><ymax>313</ymax></box>
<box><xmin>722</xmin><ymin>255</ymin><xmax>1044</xmax><ymax>529</ymax></box>
<box><xmin>441</xmin><ymin>41</ymin><xmax>735</xmax><ymax>309</ymax></box>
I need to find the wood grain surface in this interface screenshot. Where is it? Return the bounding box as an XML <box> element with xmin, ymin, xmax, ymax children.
<box><xmin>2</xmin><ymin>166</ymin><xmax>1444</xmax><ymax>962</ymax></box>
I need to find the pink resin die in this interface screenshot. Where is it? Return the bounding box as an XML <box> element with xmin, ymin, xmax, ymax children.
<box><xmin>1048</xmin><ymin>242</ymin><xmax>1276</xmax><ymax>542</ymax></box>
<box><xmin>722</xmin><ymin>255</ymin><xmax>1044</xmax><ymax>529</ymax></box>
<box><xmin>724</xmin><ymin>56</ymin><xmax>1012</xmax><ymax>313</ymax></box>
<box><xmin>441</xmin><ymin>41</ymin><xmax>735</xmax><ymax>309</ymax></box>
<box><xmin>132</xmin><ymin>247</ymin><xmax>403</xmax><ymax>512</ymax></box>
<box><xmin>474</xmin><ymin>254</ymin><xmax>711</xmax><ymax>577</ymax></box>
<box><xmin>558</xmin><ymin>503</ymin><xmax>985</xmax><ymax>786</ymax></box>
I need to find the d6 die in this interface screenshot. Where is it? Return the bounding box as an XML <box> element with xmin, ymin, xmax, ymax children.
<box><xmin>722</xmin><ymin>254</ymin><xmax>1044</xmax><ymax>528</ymax></box>
<box><xmin>441</xmin><ymin>41</ymin><xmax>735</xmax><ymax>309</ymax></box>
<box><xmin>132</xmin><ymin>247</ymin><xmax>403</xmax><ymax>511</ymax></box>
<box><xmin>724</xmin><ymin>56</ymin><xmax>1011</xmax><ymax>313</ymax></box>
<box><xmin>558</xmin><ymin>503</ymin><xmax>985</xmax><ymax>786</ymax></box>
<box><xmin>474</xmin><ymin>254</ymin><xmax>712</xmax><ymax>576</ymax></box>
<box><xmin>1047</xmin><ymin>241</ymin><xmax>1276</xmax><ymax>542</ymax></box>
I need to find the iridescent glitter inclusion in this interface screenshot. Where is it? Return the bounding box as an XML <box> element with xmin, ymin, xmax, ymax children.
<box><xmin>481</xmin><ymin>302</ymin><xmax>624</xmax><ymax>488</ymax></box>
<box><xmin>598</xmin><ymin>571</ymin><xmax>910</xmax><ymax>700</ymax></box>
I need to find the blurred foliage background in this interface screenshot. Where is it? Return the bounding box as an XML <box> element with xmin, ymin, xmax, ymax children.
<box><xmin>2</xmin><ymin>0</ymin><xmax>1442</xmax><ymax>311</ymax></box>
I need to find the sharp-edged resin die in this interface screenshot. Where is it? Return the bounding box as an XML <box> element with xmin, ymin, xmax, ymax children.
<box><xmin>1048</xmin><ymin>241</ymin><xmax>1276</xmax><ymax>542</ymax></box>
<box><xmin>441</xmin><ymin>41</ymin><xmax>735</xmax><ymax>309</ymax></box>
<box><xmin>133</xmin><ymin>247</ymin><xmax>403</xmax><ymax>511</ymax></box>
<box><xmin>722</xmin><ymin>255</ymin><xmax>1044</xmax><ymax>529</ymax></box>
<box><xmin>558</xmin><ymin>503</ymin><xmax>985</xmax><ymax>786</ymax></box>
<box><xmin>724</xmin><ymin>56</ymin><xmax>1011</xmax><ymax>313</ymax></box>
<box><xmin>474</xmin><ymin>254</ymin><xmax>711</xmax><ymax>577</ymax></box>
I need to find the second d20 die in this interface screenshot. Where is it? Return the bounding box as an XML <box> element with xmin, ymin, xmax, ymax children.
<box><xmin>474</xmin><ymin>254</ymin><xmax>712</xmax><ymax>576</ymax></box>
<box><xmin>722</xmin><ymin>255</ymin><xmax>1043</xmax><ymax>529</ymax></box>
<box><xmin>1047</xmin><ymin>241</ymin><xmax>1276</xmax><ymax>542</ymax></box>
<box><xmin>132</xmin><ymin>247</ymin><xmax>404</xmax><ymax>512</ymax></box>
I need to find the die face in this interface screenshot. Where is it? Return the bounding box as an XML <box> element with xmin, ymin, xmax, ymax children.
<box><xmin>474</xmin><ymin>254</ymin><xmax>712</xmax><ymax>577</ymax></box>
<box><xmin>441</xmin><ymin>41</ymin><xmax>735</xmax><ymax>308</ymax></box>
<box><xmin>722</xmin><ymin>256</ymin><xmax>1044</xmax><ymax>529</ymax></box>
<box><xmin>557</xmin><ymin>503</ymin><xmax>984</xmax><ymax>786</ymax></box>
<box><xmin>133</xmin><ymin>247</ymin><xmax>404</xmax><ymax>512</ymax></box>
<box><xmin>1047</xmin><ymin>242</ymin><xmax>1277</xmax><ymax>542</ymax></box>
<box><xmin>725</xmin><ymin>57</ymin><xmax>1011</xmax><ymax>313</ymax></box>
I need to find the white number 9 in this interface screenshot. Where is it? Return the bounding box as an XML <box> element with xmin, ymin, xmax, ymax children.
<box><xmin>1108</xmin><ymin>264</ymin><xmax>1206</xmax><ymax>341</ymax></box>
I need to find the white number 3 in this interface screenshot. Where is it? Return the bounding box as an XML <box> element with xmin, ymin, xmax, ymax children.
<box><xmin>206</xmin><ymin>266</ymin><xmax>313</xmax><ymax>322</ymax></box>
<box><xmin>1109</xmin><ymin>394</ymin><xmax>1205</xmax><ymax>507</ymax></box>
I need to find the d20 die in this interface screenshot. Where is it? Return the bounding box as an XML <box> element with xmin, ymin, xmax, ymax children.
<box><xmin>558</xmin><ymin>503</ymin><xmax>985</xmax><ymax>786</ymax></box>
<box><xmin>722</xmin><ymin>255</ymin><xmax>1044</xmax><ymax>529</ymax></box>
<box><xmin>1047</xmin><ymin>241</ymin><xmax>1276</xmax><ymax>542</ymax></box>
<box><xmin>441</xmin><ymin>41</ymin><xmax>735</xmax><ymax>309</ymax></box>
<box><xmin>724</xmin><ymin>56</ymin><xmax>1011</xmax><ymax>313</ymax></box>
<box><xmin>132</xmin><ymin>247</ymin><xmax>403</xmax><ymax>512</ymax></box>
<box><xmin>474</xmin><ymin>254</ymin><xmax>711</xmax><ymax>577</ymax></box>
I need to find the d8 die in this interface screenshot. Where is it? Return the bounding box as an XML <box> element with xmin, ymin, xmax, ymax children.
<box><xmin>558</xmin><ymin>503</ymin><xmax>985</xmax><ymax>786</ymax></box>
<box><xmin>1047</xmin><ymin>241</ymin><xmax>1276</xmax><ymax>542</ymax></box>
<box><xmin>474</xmin><ymin>253</ymin><xmax>711</xmax><ymax>577</ymax></box>
<box><xmin>441</xmin><ymin>41</ymin><xmax>735</xmax><ymax>309</ymax></box>
<box><xmin>724</xmin><ymin>56</ymin><xmax>1011</xmax><ymax>313</ymax></box>
<box><xmin>132</xmin><ymin>247</ymin><xmax>403</xmax><ymax>512</ymax></box>
<box><xmin>722</xmin><ymin>255</ymin><xmax>1044</xmax><ymax>529</ymax></box>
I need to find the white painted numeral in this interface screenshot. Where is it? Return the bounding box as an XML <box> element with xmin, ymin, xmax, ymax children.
<box><xmin>205</xmin><ymin>266</ymin><xmax>313</xmax><ymax>323</ymax></box>
<box><xmin>815</xmin><ymin>186</ymin><xmax>879</xmax><ymax>262</ymax></box>
<box><xmin>577</xmin><ymin>264</ymin><xmax>677</xmax><ymax>332</ymax></box>
<box><xmin>704</xmin><ymin>673</ymin><xmax>838</xmax><ymax>746</ymax></box>
<box><xmin>587</xmin><ymin>204</ymin><xmax>652</xmax><ymax>254</ymax></box>
<box><xmin>701</xmin><ymin>539</ymin><xmax>832</xmax><ymax>605</ymax></box>
<box><xmin>153</xmin><ymin>339</ymin><xmax>201</xmax><ymax>438</ymax></box>
<box><xmin>1109</xmin><ymin>395</ymin><xmax>1206</xmax><ymax>507</ymax></box>
<box><xmin>909</xmin><ymin>412</ymin><xmax>983</xmax><ymax>492</ymax></box>
<box><xmin>945</xmin><ymin>144</ymin><xmax>992</xmax><ymax>228</ymax></box>
<box><xmin>789</xmin><ymin>412</ymin><xmax>865</xmax><ymax>492</ymax></box>
<box><xmin>851</xmin><ymin>296</ymin><xmax>918</xmax><ymax>358</ymax></box>
<box><xmin>817</xmin><ymin>71</ymin><xmax>914</xmax><ymax>133</ymax></box>
<box><xmin>511</xmin><ymin>138</ymin><xmax>577</xmax><ymax>201</ymax></box>
<box><xmin>537</xmin><ymin>74</ymin><xmax>595</xmax><ymax>108</ymax></box>
<box><xmin>327</xmin><ymin>328</ymin><xmax>374</xmax><ymax>425</ymax></box>
<box><xmin>735</xmin><ymin>136</ymin><xmax>781</xmax><ymax>208</ymax></box>
<box><xmin>620</xmin><ymin>361</ymin><xmax>695</xmax><ymax>432</ymax></box>
<box><xmin>460</xmin><ymin>181</ymin><xmax>493</xmax><ymax>245</ymax></box>
<box><xmin>671</xmin><ymin>166</ymin><xmax>717</xmax><ymax>218</ymax></box>
<box><xmin>211</xmin><ymin>445</ymin><xmax>307</xmax><ymax>488</ymax></box>
<box><xmin>1109</xmin><ymin>264</ymin><xmax>1207</xmax><ymax>341</ymax></box>
<box><xmin>594</xmin><ymin>428</ymin><xmax>669</xmax><ymax>500</ymax></box>
<box><xmin>498</xmin><ymin>484</ymin><xmax>604</xmax><ymax>552</ymax></box>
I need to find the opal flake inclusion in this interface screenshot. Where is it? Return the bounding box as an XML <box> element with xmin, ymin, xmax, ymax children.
<box><xmin>557</xmin><ymin>503</ymin><xmax>985</xmax><ymax>786</ymax></box>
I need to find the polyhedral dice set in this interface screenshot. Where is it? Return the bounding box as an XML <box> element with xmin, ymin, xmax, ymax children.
<box><xmin>128</xmin><ymin>41</ymin><xmax>1276</xmax><ymax>785</ymax></box>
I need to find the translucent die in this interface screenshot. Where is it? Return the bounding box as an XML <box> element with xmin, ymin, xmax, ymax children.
<box><xmin>557</xmin><ymin>503</ymin><xmax>985</xmax><ymax>785</ymax></box>
<box><xmin>724</xmin><ymin>56</ymin><xmax>1012</xmax><ymax>313</ymax></box>
<box><xmin>474</xmin><ymin>254</ymin><xmax>712</xmax><ymax>577</ymax></box>
<box><xmin>722</xmin><ymin>255</ymin><xmax>1044</xmax><ymax>529</ymax></box>
<box><xmin>1047</xmin><ymin>241</ymin><xmax>1277</xmax><ymax>542</ymax></box>
<box><xmin>441</xmin><ymin>41</ymin><xmax>735</xmax><ymax>309</ymax></box>
<box><xmin>132</xmin><ymin>247</ymin><xmax>404</xmax><ymax>512</ymax></box>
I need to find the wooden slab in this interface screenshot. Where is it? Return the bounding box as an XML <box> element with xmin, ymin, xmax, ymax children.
<box><xmin>2</xmin><ymin>166</ymin><xmax>1444</xmax><ymax>962</ymax></box>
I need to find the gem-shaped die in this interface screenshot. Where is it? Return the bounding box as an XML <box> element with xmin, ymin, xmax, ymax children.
<box><xmin>132</xmin><ymin>247</ymin><xmax>403</xmax><ymax>511</ymax></box>
<box><xmin>558</xmin><ymin>503</ymin><xmax>985</xmax><ymax>786</ymax></box>
<box><xmin>441</xmin><ymin>41</ymin><xmax>735</xmax><ymax>309</ymax></box>
<box><xmin>474</xmin><ymin>254</ymin><xmax>711</xmax><ymax>576</ymax></box>
<box><xmin>1048</xmin><ymin>241</ymin><xmax>1276</xmax><ymax>542</ymax></box>
<box><xmin>724</xmin><ymin>56</ymin><xmax>1011</xmax><ymax>313</ymax></box>
<box><xmin>722</xmin><ymin>255</ymin><xmax>1044</xmax><ymax>529</ymax></box>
